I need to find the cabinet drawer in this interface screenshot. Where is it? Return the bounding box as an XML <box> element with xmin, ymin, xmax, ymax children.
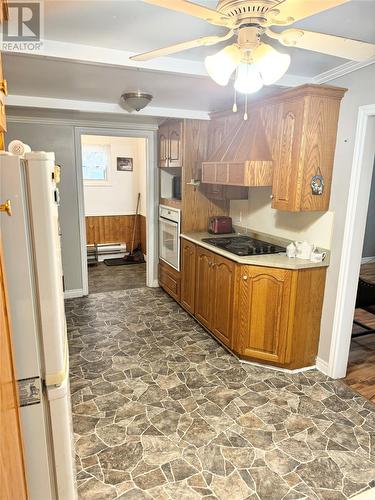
<box><xmin>159</xmin><ymin>262</ymin><xmax>181</xmax><ymax>302</ymax></box>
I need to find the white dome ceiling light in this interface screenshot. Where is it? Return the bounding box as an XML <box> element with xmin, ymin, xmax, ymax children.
<box><xmin>121</xmin><ymin>91</ymin><xmax>153</xmax><ymax>112</ymax></box>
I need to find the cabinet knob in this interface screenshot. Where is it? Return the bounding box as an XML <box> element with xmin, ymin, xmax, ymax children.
<box><xmin>242</xmin><ymin>275</ymin><xmax>248</xmax><ymax>281</ymax></box>
<box><xmin>270</xmin><ymin>194</ymin><xmax>274</xmax><ymax>200</ymax></box>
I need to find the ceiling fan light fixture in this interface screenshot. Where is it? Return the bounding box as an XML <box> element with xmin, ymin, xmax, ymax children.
<box><xmin>121</xmin><ymin>92</ymin><xmax>153</xmax><ymax>112</ymax></box>
<box><xmin>252</xmin><ymin>43</ymin><xmax>291</xmax><ymax>85</ymax></box>
<box><xmin>204</xmin><ymin>44</ymin><xmax>242</xmax><ymax>86</ymax></box>
<box><xmin>234</xmin><ymin>62</ymin><xmax>263</xmax><ymax>94</ymax></box>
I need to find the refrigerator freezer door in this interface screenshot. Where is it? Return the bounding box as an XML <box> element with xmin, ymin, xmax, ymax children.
<box><xmin>47</xmin><ymin>370</ymin><xmax>77</xmax><ymax>500</ymax></box>
<box><xmin>0</xmin><ymin>153</ymin><xmax>41</xmax><ymax>379</ymax></box>
<box><xmin>25</xmin><ymin>152</ymin><xmax>67</xmax><ymax>385</ymax></box>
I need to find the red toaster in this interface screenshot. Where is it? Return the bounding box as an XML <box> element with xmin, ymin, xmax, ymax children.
<box><xmin>208</xmin><ymin>216</ymin><xmax>233</xmax><ymax>234</ymax></box>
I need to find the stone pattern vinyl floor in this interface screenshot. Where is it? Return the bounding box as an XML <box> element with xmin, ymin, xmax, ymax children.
<box><xmin>88</xmin><ymin>262</ymin><xmax>146</xmax><ymax>294</ymax></box>
<box><xmin>66</xmin><ymin>288</ymin><xmax>375</xmax><ymax>500</ymax></box>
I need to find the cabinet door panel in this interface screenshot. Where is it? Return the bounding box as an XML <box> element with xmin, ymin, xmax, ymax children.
<box><xmin>169</xmin><ymin>121</ymin><xmax>183</xmax><ymax>167</ymax></box>
<box><xmin>237</xmin><ymin>266</ymin><xmax>292</xmax><ymax>363</ymax></box>
<box><xmin>158</xmin><ymin>124</ymin><xmax>169</xmax><ymax>168</ymax></box>
<box><xmin>195</xmin><ymin>247</ymin><xmax>214</xmax><ymax>329</ymax></box>
<box><xmin>216</xmin><ymin>164</ymin><xmax>228</xmax><ymax>184</ymax></box>
<box><xmin>201</xmin><ymin>164</ymin><xmax>216</xmax><ymax>184</ymax></box>
<box><xmin>211</xmin><ymin>255</ymin><xmax>234</xmax><ymax>348</ymax></box>
<box><xmin>272</xmin><ymin>99</ymin><xmax>304</xmax><ymax>211</ymax></box>
<box><xmin>227</xmin><ymin>163</ymin><xmax>245</xmax><ymax>185</ymax></box>
<box><xmin>181</xmin><ymin>240</ymin><xmax>196</xmax><ymax>314</ymax></box>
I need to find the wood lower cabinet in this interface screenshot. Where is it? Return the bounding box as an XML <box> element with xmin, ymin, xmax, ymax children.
<box><xmin>176</xmin><ymin>240</ymin><xmax>327</xmax><ymax>369</ymax></box>
<box><xmin>193</xmin><ymin>246</ymin><xmax>234</xmax><ymax>348</ymax></box>
<box><xmin>195</xmin><ymin>246</ymin><xmax>214</xmax><ymax>329</ymax></box>
<box><xmin>210</xmin><ymin>254</ymin><xmax>235</xmax><ymax>348</ymax></box>
<box><xmin>181</xmin><ymin>240</ymin><xmax>196</xmax><ymax>314</ymax></box>
<box><xmin>234</xmin><ymin>266</ymin><xmax>292</xmax><ymax>364</ymax></box>
<box><xmin>159</xmin><ymin>260</ymin><xmax>181</xmax><ymax>302</ymax></box>
<box><xmin>233</xmin><ymin>264</ymin><xmax>327</xmax><ymax>369</ymax></box>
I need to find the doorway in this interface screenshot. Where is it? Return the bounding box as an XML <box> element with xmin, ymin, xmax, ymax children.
<box><xmin>343</xmin><ymin>164</ymin><xmax>375</xmax><ymax>402</ymax></box>
<box><xmin>327</xmin><ymin>105</ymin><xmax>375</xmax><ymax>380</ymax></box>
<box><xmin>74</xmin><ymin>127</ymin><xmax>158</xmax><ymax>295</ymax></box>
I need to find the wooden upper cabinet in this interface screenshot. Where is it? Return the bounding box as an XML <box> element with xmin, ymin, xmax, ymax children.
<box><xmin>158</xmin><ymin>120</ymin><xmax>183</xmax><ymax>168</ymax></box>
<box><xmin>210</xmin><ymin>254</ymin><xmax>234</xmax><ymax>348</ymax></box>
<box><xmin>181</xmin><ymin>239</ymin><xmax>196</xmax><ymax>314</ymax></box>
<box><xmin>271</xmin><ymin>99</ymin><xmax>304</xmax><ymax>211</ymax></box>
<box><xmin>235</xmin><ymin>266</ymin><xmax>292</xmax><ymax>364</ymax></box>
<box><xmin>168</xmin><ymin>121</ymin><xmax>183</xmax><ymax>167</ymax></box>
<box><xmin>271</xmin><ymin>87</ymin><xmax>346</xmax><ymax>211</ymax></box>
<box><xmin>206</xmin><ymin>85</ymin><xmax>346</xmax><ymax>211</ymax></box>
<box><xmin>158</xmin><ymin>123</ymin><xmax>169</xmax><ymax>168</ymax></box>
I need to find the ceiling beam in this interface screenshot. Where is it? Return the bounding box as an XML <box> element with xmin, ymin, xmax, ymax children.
<box><xmin>4</xmin><ymin>39</ymin><xmax>309</xmax><ymax>87</ymax></box>
<box><xmin>5</xmin><ymin>94</ymin><xmax>211</xmax><ymax>120</ymax></box>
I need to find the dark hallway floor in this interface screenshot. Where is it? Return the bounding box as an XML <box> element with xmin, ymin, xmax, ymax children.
<box><xmin>66</xmin><ymin>288</ymin><xmax>375</xmax><ymax>500</ymax></box>
<box><xmin>88</xmin><ymin>262</ymin><xmax>146</xmax><ymax>294</ymax></box>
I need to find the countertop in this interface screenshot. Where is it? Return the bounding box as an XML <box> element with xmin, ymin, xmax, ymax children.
<box><xmin>180</xmin><ymin>232</ymin><xmax>330</xmax><ymax>270</ymax></box>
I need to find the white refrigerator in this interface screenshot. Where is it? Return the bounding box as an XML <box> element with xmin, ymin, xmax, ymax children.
<box><xmin>0</xmin><ymin>151</ymin><xmax>77</xmax><ymax>500</ymax></box>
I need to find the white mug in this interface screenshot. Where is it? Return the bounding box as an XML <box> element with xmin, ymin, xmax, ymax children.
<box><xmin>310</xmin><ymin>251</ymin><xmax>327</xmax><ymax>263</ymax></box>
<box><xmin>295</xmin><ymin>241</ymin><xmax>315</xmax><ymax>260</ymax></box>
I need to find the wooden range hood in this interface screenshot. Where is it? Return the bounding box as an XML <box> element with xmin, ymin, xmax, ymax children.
<box><xmin>201</xmin><ymin>111</ymin><xmax>273</xmax><ymax>187</ymax></box>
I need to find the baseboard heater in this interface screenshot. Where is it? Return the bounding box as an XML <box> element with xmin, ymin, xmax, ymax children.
<box><xmin>87</xmin><ymin>243</ymin><xmax>127</xmax><ymax>264</ymax></box>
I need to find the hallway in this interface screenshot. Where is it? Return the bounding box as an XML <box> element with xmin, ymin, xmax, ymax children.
<box><xmin>66</xmin><ymin>288</ymin><xmax>375</xmax><ymax>500</ymax></box>
<box><xmin>88</xmin><ymin>263</ymin><xmax>146</xmax><ymax>294</ymax></box>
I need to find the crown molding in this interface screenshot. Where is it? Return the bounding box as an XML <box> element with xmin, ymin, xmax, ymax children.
<box><xmin>6</xmin><ymin>95</ymin><xmax>210</xmax><ymax>120</ymax></box>
<box><xmin>6</xmin><ymin>114</ymin><xmax>160</xmax><ymax>130</ymax></box>
<box><xmin>313</xmin><ymin>56</ymin><xmax>375</xmax><ymax>84</ymax></box>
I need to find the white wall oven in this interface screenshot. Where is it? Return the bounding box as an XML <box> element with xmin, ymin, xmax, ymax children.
<box><xmin>159</xmin><ymin>205</ymin><xmax>181</xmax><ymax>271</ymax></box>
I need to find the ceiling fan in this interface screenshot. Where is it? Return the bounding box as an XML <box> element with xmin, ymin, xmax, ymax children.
<box><xmin>130</xmin><ymin>0</ymin><xmax>375</xmax><ymax>95</ymax></box>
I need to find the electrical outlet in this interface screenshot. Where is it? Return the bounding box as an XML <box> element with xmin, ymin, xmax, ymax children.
<box><xmin>232</xmin><ymin>211</ymin><xmax>242</xmax><ymax>224</ymax></box>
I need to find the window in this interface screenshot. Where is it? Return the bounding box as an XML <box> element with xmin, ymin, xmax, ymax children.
<box><xmin>82</xmin><ymin>143</ymin><xmax>110</xmax><ymax>183</ymax></box>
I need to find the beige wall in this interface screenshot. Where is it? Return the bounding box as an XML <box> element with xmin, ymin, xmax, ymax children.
<box><xmin>82</xmin><ymin>135</ymin><xmax>147</xmax><ymax>217</ymax></box>
<box><xmin>230</xmin><ymin>187</ymin><xmax>334</xmax><ymax>249</ymax></box>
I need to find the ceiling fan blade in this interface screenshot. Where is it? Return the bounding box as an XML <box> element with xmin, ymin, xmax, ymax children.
<box><xmin>274</xmin><ymin>28</ymin><xmax>375</xmax><ymax>61</ymax></box>
<box><xmin>267</xmin><ymin>0</ymin><xmax>350</xmax><ymax>25</ymax></box>
<box><xmin>130</xmin><ymin>32</ymin><xmax>234</xmax><ymax>61</ymax></box>
<box><xmin>142</xmin><ymin>0</ymin><xmax>233</xmax><ymax>27</ymax></box>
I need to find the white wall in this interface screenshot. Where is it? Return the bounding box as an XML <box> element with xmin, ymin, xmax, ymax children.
<box><xmin>231</xmin><ymin>187</ymin><xmax>334</xmax><ymax>249</ymax></box>
<box><xmin>362</xmin><ymin>161</ymin><xmax>375</xmax><ymax>258</ymax></box>
<box><xmin>82</xmin><ymin>135</ymin><xmax>147</xmax><ymax>216</ymax></box>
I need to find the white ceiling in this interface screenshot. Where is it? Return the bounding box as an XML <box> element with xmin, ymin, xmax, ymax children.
<box><xmin>4</xmin><ymin>0</ymin><xmax>375</xmax><ymax>118</ymax></box>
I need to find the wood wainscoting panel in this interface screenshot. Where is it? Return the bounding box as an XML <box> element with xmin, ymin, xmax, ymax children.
<box><xmin>86</xmin><ymin>215</ymin><xmax>147</xmax><ymax>254</ymax></box>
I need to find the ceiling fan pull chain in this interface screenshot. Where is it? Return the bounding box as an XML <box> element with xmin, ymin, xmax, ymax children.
<box><xmin>244</xmin><ymin>95</ymin><xmax>248</xmax><ymax>121</ymax></box>
<box><xmin>232</xmin><ymin>88</ymin><xmax>238</xmax><ymax>113</ymax></box>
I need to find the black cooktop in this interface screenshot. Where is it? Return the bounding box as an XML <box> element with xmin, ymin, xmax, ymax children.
<box><xmin>201</xmin><ymin>236</ymin><xmax>285</xmax><ymax>256</ymax></box>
